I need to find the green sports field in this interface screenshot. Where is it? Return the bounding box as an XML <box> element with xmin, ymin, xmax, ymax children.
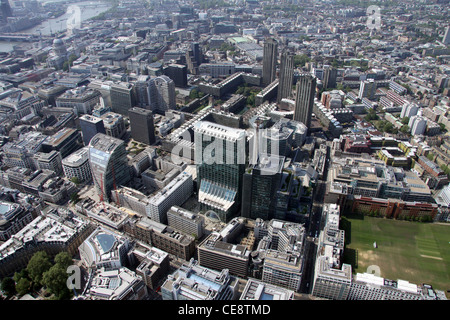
<box><xmin>340</xmin><ymin>214</ymin><xmax>450</xmax><ymax>294</ymax></box>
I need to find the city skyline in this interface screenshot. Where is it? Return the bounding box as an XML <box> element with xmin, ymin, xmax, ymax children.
<box><xmin>0</xmin><ymin>0</ymin><xmax>448</xmax><ymax>308</ymax></box>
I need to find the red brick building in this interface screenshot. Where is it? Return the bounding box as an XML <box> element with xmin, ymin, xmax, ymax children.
<box><xmin>351</xmin><ymin>196</ymin><xmax>438</xmax><ymax>220</ymax></box>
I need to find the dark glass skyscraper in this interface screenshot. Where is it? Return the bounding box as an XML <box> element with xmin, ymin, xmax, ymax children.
<box><xmin>294</xmin><ymin>74</ymin><xmax>316</xmax><ymax>129</ymax></box>
<box><xmin>322</xmin><ymin>66</ymin><xmax>337</xmax><ymax>90</ymax></box>
<box><xmin>194</xmin><ymin>121</ymin><xmax>246</xmax><ymax>222</ymax></box>
<box><xmin>262</xmin><ymin>38</ymin><xmax>278</xmax><ymax>87</ymax></box>
<box><xmin>163</xmin><ymin>64</ymin><xmax>188</xmax><ymax>88</ymax></box>
<box><xmin>79</xmin><ymin>115</ymin><xmax>106</xmax><ymax>146</ymax></box>
<box><xmin>129</xmin><ymin>107</ymin><xmax>156</xmax><ymax>145</ymax></box>
<box><xmin>241</xmin><ymin>154</ymin><xmax>284</xmax><ymax>221</ymax></box>
<box><xmin>277</xmin><ymin>51</ymin><xmax>294</xmax><ymax>102</ymax></box>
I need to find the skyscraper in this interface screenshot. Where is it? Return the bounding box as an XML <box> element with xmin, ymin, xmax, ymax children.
<box><xmin>277</xmin><ymin>51</ymin><xmax>294</xmax><ymax>103</ymax></box>
<box><xmin>358</xmin><ymin>79</ymin><xmax>376</xmax><ymax>100</ymax></box>
<box><xmin>312</xmin><ymin>203</ymin><xmax>352</xmax><ymax>300</ymax></box>
<box><xmin>194</xmin><ymin>121</ymin><xmax>246</xmax><ymax>222</ymax></box>
<box><xmin>134</xmin><ymin>75</ymin><xmax>152</xmax><ymax>108</ymax></box>
<box><xmin>163</xmin><ymin>64</ymin><xmax>188</xmax><ymax>88</ymax></box>
<box><xmin>262</xmin><ymin>38</ymin><xmax>278</xmax><ymax>87</ymax></box>
<box><xmin>89</xmin><ymin>133</ymin><xmax>130</xmax><ymax>202</ymax></box>
<box><xmin>129</xmin><ymin>107</ymin><xmax>156</xmax><ymax>145</ymax></box>
<box><xmin>191</xmin><ymin>42</ymin><xmax>203</xmax><ymax>65</ymax></box>
<box><xmin>442</xmin><ymin>26</ymin><xmax>450</xmax><ymax>45</ymax></box>
<box><xmin>0</xmin><ymin>0</ymin><xmax>12</xmax><ymax>20</ymax></box>
<box><xmin>322</xmin><ymin>66</ymin><xmax>337</xmax><ymax>90</ymax></box>
<box><xmin>241</xmin><ymin>154</ymin><xmax>284</xmax><ymax>220</ymax></box>
<box><xmin>110</xmin><ymin>82</ymin><xmax>136</xmax><ymax>116</ymax></box>
<box><xmin>79</xmin><ymin>114</ymin><xmax>106</xmax><ymax>146</ymax></box>
<box><xmin>149</xmin><ymin>75</ymin><xmax>176</xmax><ymax>114</ymax></box>
<box><xmin>134</xmin><ymin>75</ymin><xmax>176</xmax><ymax>114</ymax></box>
<box><xmin>293</xmin><ymin>74</ymin><xmax>316</xmax><ymax>129</ymax></box>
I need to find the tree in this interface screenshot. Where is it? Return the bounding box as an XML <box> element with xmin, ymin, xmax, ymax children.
<box><xmin>293</xmin><ymin>54</ymin><xmax>310</xmax><ymax>68</ymax></box>
<box><xmin>27</xmin><ymin>251</ymin><xmax>52</xmax><ymax>286</ymax></box>
<box><xmin>364</xmin><ymin>109</ymin><xmax>379</xmax><ymax>121</ymax></box>
<box><xmin>13</xmin><ymin>269</ymin><xmax>29</xmax><ymax>284</ymax></box>
<box><xmin>189</xmin><ymin>89</ymin><xmax>200</xmax><ymax>100</ymax></box>
<box><xmin>15</xmin><ymin>278</ymin><xmax>31</xmax><ymax>296</ymax></box>
<box><xmin>70</xmin><ymin>177</ymin><xmax>81</xmax><ymax>185</ymax></box>
<box><xmin>400</xmin><ymin>125</ymin><xmax>409</xmax><ymax>134</ymax></box>
<box><xmin>62</xmin><ymin>61</ymin><xmax>69</xmax><ymax>72</ymax></box>
<box><xmin>383</xmin><ymin>122</ymin><xmax>394</xmax><ymax>133</ymax></box>
<box><xmin>42</xmin><ymin>265</ymin><xmax>72</xmax><ymax>300</ymax></box>
<box><xmin>68</xmin><ymin>54</ymin><xmax>77</xmax><ymax>67</ymax></box>
<box><xmin>246</xmin><ymin>93</ymin><xmax>256</xmax><ymax>107</ymax></box>
<box><xmin>54</xmin><ymin>252</ymin><xmax>73</xmax><ymax>270</ymax></box>
<box><xmin>401</xmin><ymin>117</ymin><xmax>409</xmax><ymax>125</ymax></box>
<box><xmin>1</xmin><ymin>277</ymin><xmax>16</xmax><ymax>297</ymax></box>
<box><xmin>70</xmin><ymin>192</ymin><xmax>80</xmax><ymax>204</ymax></box>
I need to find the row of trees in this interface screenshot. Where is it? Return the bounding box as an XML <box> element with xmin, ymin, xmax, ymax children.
<box><xmin>353</xmin><ymin>208</ymin><xmax>434</xmax><ymax>222</ymax></box>
<box><xmin>1</xmin><ymin>251</ymin><xmax>74</xmax><ymax>300</ymax></box>
<box><xmin>236</xmin><ymin>84</ymin><xmax>260</xmax><ymax>107</ymax></box>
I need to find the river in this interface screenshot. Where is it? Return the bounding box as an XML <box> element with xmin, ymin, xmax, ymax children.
<box><xmin>0</xmin><ymin>0</ymin><xmax>112</xmax><ymax>52</ymax></box>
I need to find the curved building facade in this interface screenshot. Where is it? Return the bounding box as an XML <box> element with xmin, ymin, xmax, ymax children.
<box><xmin>89</xmin><ymin>133</ymin><xmax>130</xmax><ymax>202</ymax></box>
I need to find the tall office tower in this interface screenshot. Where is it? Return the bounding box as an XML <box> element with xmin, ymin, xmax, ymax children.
<box><xmin>134</xmin><ymin>75</ymin><xmax>152</xmax><ymax>108</ymax></box>
<box><xmin>277</xmin><ymin>51</ymin><xmax>294</xmax><ymax>103</ymax></box>
<box><xmin>89</xmin><ymin>133</ymin><xmax>130</xmax><ymax>202</ymax></box>
<box><xmin>322</xmin><ymin>66</ymin><xmax>337</xmax><ymax>90</ymax></box>
<box><xmin>163</xmin><ymin>64</ymin><xmax>188</xmax><ymax>88</ymax></box>
<box><xmin>241</xmin><ymin>154</ymin><xmax>284</xmax><ymax>220</ymax></box>
<box><xmin>194</xmin><ymin>121</ymin><xmax>246</xmax><ymax>222</ymax></box>
<box><xmin>0</xmin><ymin>0</ymin><xmax>12</xmax><ymax>20</ymax></box>
<box><xmin>186</xmin><ymin>43</ymin><xmax>202</xmax><ymax>75</ymax></box>
<box><xmin>443</xmin><ymin>26</ymin><xmax>450</xmax><ymax>45</ymax></box>
<box><xmin>149</xmin><ymin>75</ymin><xmax>176</xmax><ymax>114</ymax></box>
<box><xmin>312</xmin><ymin>203</ymin><xmax>352</xmax><ymax>300</ymax></box>
<box><xmin>110</xmin><ymin>82</ymin><xmax>135</xmax><ymax>116</ymax></box>
<box><xmin>262</xmin><ymin>38</ymin><xmax>278</xmax><ymax>87</ymax></box>
<box><xmin>186</xmin><ymin>49</ymin><xmax>198</xmax><ymax>75</ymax></box>
<box><xmin>128</xmin><ymin>107</ymin><xmax>156</xmax><ymax>145</ymax></box>
<box><xmin>409</xmin><ymin>116</ymin><xmax>427</xmax><ymax>136</ymax></box>
<box><xmin>293</xmin><ymin>74</ymin><xmax>316</xmax><ymax>129</ymax></box>
<box><xmin>191</xmin><ymin>42</ymin><xmax>203</xmax><ymax>65</ymax></box>
<box><xmin>358</xmin><ymin>79</ymin><xmax>376</xmax><ymax>100</ymax></box>
<box><xmin>79</xmin><ymin>115</ymin><xmax>106</xmax><ymax>146</ymax></box>
<box><xmin>400</xmin><ymin>102</ymin><xmax>419</xmax><ymax>119</ymax></box>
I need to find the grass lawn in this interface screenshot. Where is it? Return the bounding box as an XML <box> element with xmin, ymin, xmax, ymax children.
<box><xmin>341</xmin><ymin>214</ymin><xmax>450</xmax><ymax>293</ymax></box>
